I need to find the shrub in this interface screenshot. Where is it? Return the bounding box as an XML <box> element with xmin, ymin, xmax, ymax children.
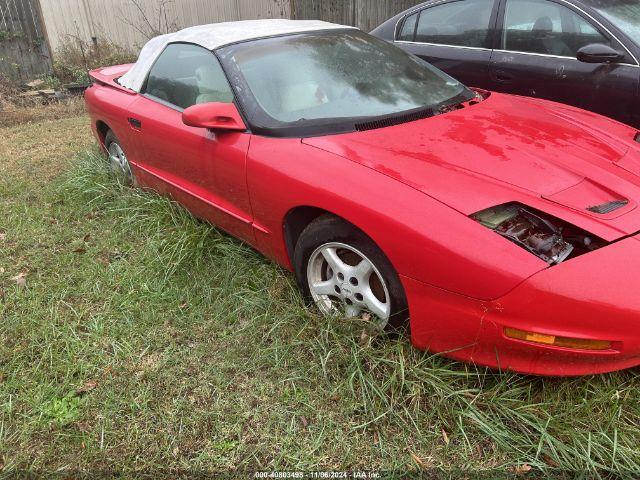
<box><xmin>52</xmin><ymin>36</ymin><xmax>137</xmax><ymax>85</ymax></box>
<box><xmin>0</xmin><ymin>73</ymin><xmax>21</xmax><ymax>110</ymax></box>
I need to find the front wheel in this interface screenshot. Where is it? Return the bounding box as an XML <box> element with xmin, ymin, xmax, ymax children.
<box><xmin>294</xmin><ymin>215</ymin><xmax>409</xmax><ymax>332</ymax></box>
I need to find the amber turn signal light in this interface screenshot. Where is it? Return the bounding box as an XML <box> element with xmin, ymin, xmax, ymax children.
<box><xmin>504</xmin><ymin>328</ymin><xmax>611</xmax><ymax>351</ymax></box>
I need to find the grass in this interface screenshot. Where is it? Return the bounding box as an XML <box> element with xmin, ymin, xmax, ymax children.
<box><xmin>0</xmin><ymin>96</ymin><xmax>86</xmax><ymax>129</ymax></box>
<box><xmin>1</xmin><ymin>110</ymin><xmax>640</xmax><ymax>477</ymax></box>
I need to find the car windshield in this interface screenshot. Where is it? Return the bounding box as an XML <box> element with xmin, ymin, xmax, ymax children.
<box><xmin>218</xmin><ymin>30</ymin><xmax>473</xmax><ymax>135</ymax></box>
<box><xmin>588</xmin><ymin>0</ymin><xmax>640</xmax><ymax>45</ymax></box>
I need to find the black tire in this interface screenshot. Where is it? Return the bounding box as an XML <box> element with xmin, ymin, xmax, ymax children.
<box><xmin>294</xmin><ymin>214</ymin><xmax>409</xmax><ymax>332</ymax></box>
<box><xmin>104</xmin><ymin>130</ymin><xmax>118</xmax><ymax>154</ymax></box>
<box><xmin>104</xmin><ymin>130</ymin><xmax>134</xmax><ymax>186</ymax></box>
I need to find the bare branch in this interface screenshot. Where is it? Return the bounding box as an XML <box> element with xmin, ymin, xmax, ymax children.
<box><xmin>117</xmin><ymin>0</ymin><xmax>177</xmax><ymax>41</ymax></box>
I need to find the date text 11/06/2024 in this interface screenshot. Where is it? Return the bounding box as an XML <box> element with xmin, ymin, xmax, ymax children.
<box><xmin>254</xmin><ymin>472</ymin><xmax>380</xmax><ymax>479</ymax></box>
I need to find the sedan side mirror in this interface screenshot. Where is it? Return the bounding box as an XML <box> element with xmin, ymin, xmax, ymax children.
<box><xmin>182</xmin><ymin>102</ymin><xmax>246</xmax><ymax>132</ymax></box>
<box><xmin>577</xmin><ymin>43</ymin><xmax>625</xmax><ymax>64</ymax></box>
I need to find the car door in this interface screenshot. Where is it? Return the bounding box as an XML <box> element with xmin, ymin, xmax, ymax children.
<box><xmin>128</xmin><ymin>42</ymin><xmax>255</xmax><ymax>244</ymax></box>
<box><xmin>394</xmin><ymin>0</ymin><xmax>500</xmax><ymax>89</ymax></box>
<box><xmin>490</xmin><ymin>0</ymin><xmax>639</xmax><ymax>124</ymax></box>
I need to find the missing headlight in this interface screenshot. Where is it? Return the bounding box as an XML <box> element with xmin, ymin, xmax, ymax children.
<box><xmin>472</xmin><ymin>203</ymin><xmax>608</xmax><ymax>265</ymax></box>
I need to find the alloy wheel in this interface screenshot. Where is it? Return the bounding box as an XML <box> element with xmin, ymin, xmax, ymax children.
<box><xmin>306</xmin><ymin>242</ymin><xmax>391</xmax><ymax>328</ymax></box>
<box><xmin>107</xmin><ymin>142</ymin><xmax>133</xmax><ymax>185</ymax></box>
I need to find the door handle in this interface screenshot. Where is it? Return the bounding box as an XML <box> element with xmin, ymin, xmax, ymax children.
<box><xmin>128</xmin><ymin>117</ymin><xmax>142</xmax><ymax>130</ymax></box>
<box><xmin>494</xmin><ymin>69</ymin><xmax>514</xmax><ymax>84</ymax></box>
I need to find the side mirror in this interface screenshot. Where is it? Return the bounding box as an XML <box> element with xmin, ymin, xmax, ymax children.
<box><xmin>182</xmin><ymin>102</ymin><xmax>246</xmax><ymax>132</ymax></box>
<box><xmin>577</xmin><ymin>43</ymin><xmax>625</xmax><ymax>64</ymax></box>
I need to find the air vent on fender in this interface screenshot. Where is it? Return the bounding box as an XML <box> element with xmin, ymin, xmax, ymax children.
<box><xmin>587</xmin><ymin>200</ymin><xmax>629</xmax><ymax>214</ymax></box>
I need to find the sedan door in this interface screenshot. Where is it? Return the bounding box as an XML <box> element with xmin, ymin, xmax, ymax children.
<box><xmin>490</xmin><ymin>0</ymin><xmax>639</xmax><ymax>125</ymax></box>
<box><xmin>394</xmin><ymin>0</ymin><xmax>500</xmax><ymax>89</ymax></box>
<box><xmin>127</xmin><ymin>42</ymin><xmax>255</xmax><ymax>244</ymax></box>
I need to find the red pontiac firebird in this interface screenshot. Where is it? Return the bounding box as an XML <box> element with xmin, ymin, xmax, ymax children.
<box><xmin>85</xmin><ymin>19</ymin><xmax>640</xmax><ymax>376</ymax></box>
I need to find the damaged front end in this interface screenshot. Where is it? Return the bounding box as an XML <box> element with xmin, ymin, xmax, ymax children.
<box><xmin>472</xmin><ymin>203</ymin><xmax>608</xmax><ymax>265</ymax></box>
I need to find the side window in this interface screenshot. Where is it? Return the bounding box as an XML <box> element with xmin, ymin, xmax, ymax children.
<box><xmin>143</xmin><ymin>43</ymin><xmax>234</xmax><ymax>109</ymax></box>
<box><xmin>503</xmin><ymin>0</ymin><xmax>611</xmax><ymax>57</ymax></box>
<box><xmin>398</xmin><ymin>12</ymin><xmax>418</xmax><ymax>41</ymax></box>
<box><xmin>414</xmin><ymin>0</ymin><xmax>495</xmax><ymax>48</ymax></box>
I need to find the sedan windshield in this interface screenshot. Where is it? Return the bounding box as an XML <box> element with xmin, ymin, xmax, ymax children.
<box><xmin>589</xmin><ymin>0</ymin><xmax>640</xmax><ymax>45</ymax></box>
<box><xmin>218</xmin><ymin>30</ymin><xmax>473</xmax><ymax>136</ymax></box>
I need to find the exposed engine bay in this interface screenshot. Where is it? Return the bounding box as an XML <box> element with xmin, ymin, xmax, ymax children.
<box><xmin>472</xmin><ymin>203</ymin><xmax>608</xmax><ymax>265</ymax></box>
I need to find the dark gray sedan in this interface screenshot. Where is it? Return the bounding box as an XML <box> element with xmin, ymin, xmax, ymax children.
<box><xmin>372</xmin><ymin>0</ymin><xmax>640</xmax><ymax>128</ymax></box>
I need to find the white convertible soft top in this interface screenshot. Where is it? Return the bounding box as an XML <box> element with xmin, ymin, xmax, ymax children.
<box><xmin>119</xmin><ymin>19</ymin><xmax>355</xmax><ymax>92</ymax></box>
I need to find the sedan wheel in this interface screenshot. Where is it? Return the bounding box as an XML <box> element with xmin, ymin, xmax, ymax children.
<box><xmin>295</xmin><ymin>214</ymin><xmax>409</xmax><ymax>332</ymax></box>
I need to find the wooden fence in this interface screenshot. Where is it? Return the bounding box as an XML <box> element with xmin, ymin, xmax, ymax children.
<box><xmin>2</xmin><ymin>0</ymin><xmax>422</xmax><ymax>82</ymax></box>
<box><xmin>38</xmin><ymin>0</ymin><xmax>292</xmax><ymax>53</ymax></box>
<box><xmin>0</xmin><ymin>0</ymin><xmax>51</xmax><ymax>81</ymax></box>
<box><xmin>38</xmin><ymin>0</ymin><xmax>421</xmax><ymax>53</ymax></box>
<box><xmin>291</xmin><ymin>0</ymin><xmax>421</xmax><ymax>33</ymax></box>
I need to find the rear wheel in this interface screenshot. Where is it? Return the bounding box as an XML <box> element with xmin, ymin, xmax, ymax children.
<box><xmin>294</xmin><ymin>215</ymin><xmax>409</xmax><ymax>332</ymax></box>
<box><xmin>104</xmin><ymin>131</ymin><xmax>134</xmax><ymax>186</ymax></box>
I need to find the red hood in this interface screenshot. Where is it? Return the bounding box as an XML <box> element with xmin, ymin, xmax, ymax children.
<box><xmin>303</xmin><ymin>93</ymin><xmax>640</xmax><ymax>242</ymax></box>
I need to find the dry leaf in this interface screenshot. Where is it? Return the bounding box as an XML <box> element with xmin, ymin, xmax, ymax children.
<box><xmin>73</xmin><ymin>247</ymin><xmax>87</xmax><ymax>254</ymax></box>
<box><xmin>441</xmin><ymin>428</ymin><xmax>450</xmax><ymax>445</ymax></box>
<box><xmin>359</xmin><ymin>329</ymin><xmax>370</xmax><ymax>345</ymax></box>
<box><xmin>361</xmin><ymin>312</ymin><xmax>371</xmax><ymax>322</ymax></box>
<box><xmin>0</xmin><ymin>267</ymin><xmax>5</xmax><ymax>273</ymax></box>
<box><xmin>0</xmin><ymin>233</ymin><xmax>6</xmax><ymax>241</ymax></box>
<box><xmin>542</xmin><ymin>455</ymin><xmax>558</xmax><ymax>468</ymax></box>
<box><xmin>373</xmin><ymin>431</ymin><xmax>379</xmax><ymax>445</ymax></box>
<box><xmin>76</xmin><ymin>380</ymin><xmax>98</xmax><ymax>395</ymax></box>
<box><xmin>11</xmin><ymin>273</ymin><xmax>27</xmax><ymax>288</ymax></box>
<box><xmin>410</xmin><ymin>451</ymin><xmax>426</xmax><ymax>468</ymax></box>
<box><xmin>299</xmin><ymin>416</ymin><xmax>309</xmax><ymax>428</ymax></box>
<box><xmin>514</xmin><ymin>464</ymin><xmax>532</xmax><ymax>475</ymax></box>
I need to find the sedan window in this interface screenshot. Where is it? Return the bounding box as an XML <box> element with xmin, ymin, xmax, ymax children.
<box><xmin>590</xmin><ymin>1</ymin><xmax>640</xmax><ymax>46</ymax></box>
<box><xmin>413</xmin><ymin>0</ymin><xmax>495</xmax><ymax>48</ymax></box>
<box><xmin>398</xmin><ymin>12</ymin><xmax>419</xmax><ymax>41</ymax></box>
<box><xmin>503</xmin><ymin>0</ymin><xmax>611</xmax><ymax>57</ymax></box>
<box><xmin>143</xmin><ymin>43</ymin><xmax>234</xmax><ymax>110</ymax></box>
